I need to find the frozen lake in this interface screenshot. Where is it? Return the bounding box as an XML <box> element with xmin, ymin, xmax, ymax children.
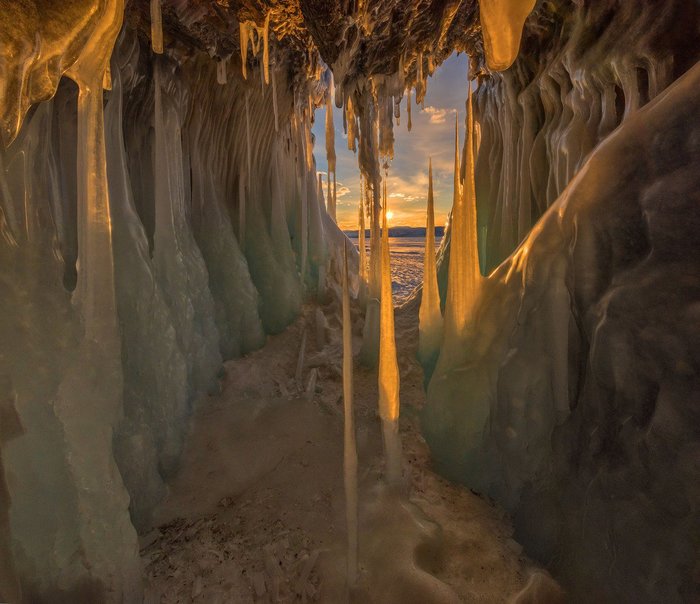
<box><xmin>348</xmin><ymin>236</ymin><xmax>442</xmax><ymax>305</ymax></box>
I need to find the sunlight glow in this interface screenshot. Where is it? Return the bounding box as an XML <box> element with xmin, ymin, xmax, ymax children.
<box><xmin>386</xmin><ymin>210</ymin><xmax>394</xmax><ymax>221</ymax></box>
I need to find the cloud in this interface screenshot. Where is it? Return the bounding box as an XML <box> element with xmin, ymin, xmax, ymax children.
<box><xmin>421</xmin><ymin>106</ymin><xmax>455</xmax><ymax>124</ymax></box>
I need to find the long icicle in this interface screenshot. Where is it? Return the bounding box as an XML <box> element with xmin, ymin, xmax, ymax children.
<box><xmin>378</xmin><ymin>169</ymin><xmax>402</xmax><ymax>485</ymax></box>
<box><xmin>325</xmin><ymin>92</ymin><xmax>337</xmax><ymax>222</ymax></box>
<box><xmin>262</xmin><ymin>12</ymin><xmax>271</xmax><ymax>84</ymax></box>
<box><xmin>150</xmin><ymin>0</ymin><xmax>163</xmax><ymax>54</ymax></box>
<box><xmin>418</xmin><ymin>158</ymin><xmax>443</xmax><ymax>370</ymax></box>
<box><xmin>342</xmin><ymin>243</ymin><xmax>359</xmax><ymax>587</ymax></box>
<box><xmin>358</xmin><ymin>175</ymin><xmax>367</xmax><ymax>284</ymax></box>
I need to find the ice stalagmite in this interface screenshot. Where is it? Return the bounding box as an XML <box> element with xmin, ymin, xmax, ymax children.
<box><xmin>418</xmin><ymin>158</ymin><xmax>443</xmax><ymax>381</ymax></box>
<box><xmin>478</xmin><ymin>0</ymin><xmax>536</xmax><ymax>71</ymax></box>
<box><xmin>342</xmin><ymin>243</ymin><xmax>359</xmax><ymax>586</ymax></box>
<box><xmin>437</xmin><ymin>104</ymin><xmax>481</xmax><ymax>369</ymax></box>
<box><xmin>150</xmin><ymin>0</ymin><xmax>163</xmax><ymax>54</ymax></box>
<box><xmin>378</xmin><ymin>176</ymin><xmax>402</xmax><ymax>485</ymax></box>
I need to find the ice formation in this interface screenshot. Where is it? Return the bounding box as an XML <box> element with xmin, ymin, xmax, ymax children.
<box><xmin>378</xmin><ymin>176</ymin><xmax>403</xmax><ymax>485</ymax></box>
<box><xmin>418</xmin><ymin>159</ymin><xmax>443</xmax><ymax>380</ymax></box>
<box><xmin>1</xmin><ymin>0</ymin><xmax>698</xmax><ymax>600</ymax></box>
<box><xmin>341</xmin><ymin>244</ymin><xmax>359</xmax><ymax>585</ymax></box>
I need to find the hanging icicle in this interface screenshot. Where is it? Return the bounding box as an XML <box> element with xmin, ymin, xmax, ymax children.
<box><xmin>341</xmin><ymin>243</ymin><xmax>359</xmax><ymax>586</ymax></box>
<box><xmin>378</xmin><ymin>168</ymin><xmax>402</xmax><ymax>485</ymax></box>
<box><xmin>150</xmin><ymin>0</ymin><xmax>163</xmax><ymax>54</ymax></box>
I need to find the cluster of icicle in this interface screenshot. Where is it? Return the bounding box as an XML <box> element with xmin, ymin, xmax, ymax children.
<box><xmin>473</xmin><ymin>0</ymin><xmax>680</xmax><ymax>272</ymax></box>
<box><xmin>0</xmin><ymin>7</ymin><xmax>355</xmax><ymax>599</ymax></box>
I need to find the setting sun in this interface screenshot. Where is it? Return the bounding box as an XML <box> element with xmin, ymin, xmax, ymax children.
<box><xmin>386</xmin><ymin>210</ymin><xmax>394</xmax><ymax>221</ymax></box>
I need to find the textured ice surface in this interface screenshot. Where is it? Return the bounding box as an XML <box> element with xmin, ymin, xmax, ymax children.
<box><xmin>425</xmin><ymin>60</ymin><xmax>700</xmax><ymax>603</ymax></box>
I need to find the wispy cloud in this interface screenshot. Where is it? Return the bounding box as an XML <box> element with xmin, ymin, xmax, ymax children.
<box><xmin>421</xmin><ymin>106</ymin><xmax>455</xmax><ymax>124</ymax></box>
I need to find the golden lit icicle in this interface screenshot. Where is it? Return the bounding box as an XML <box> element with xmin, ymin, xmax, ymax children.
<box><xmin>262</xmin><ymin>12</ymin><xmax>270</xmax><ymax>84</ymax></box>
<box><xmin>358</xmin><ymin>175</ymin><xmax>367</xmax><ymax>284</ymax></box>
<box><xmin>418</xmin><ymin>158</ymin><xmax>443</xmax><ymax>367</ymax></box>
<box><xmin>150</xmin><ymin>0</ymin><xmax>163</xmax><ymax>54</ymax></box>
<box><xmin>239</xmin><ymin>22</ymin><xmax>249</xmax><ymax>79</ymax></box>
<box><xmin>407</xmin><ymin>89</ymin><xmax>412</xmax><ymax>132</ymax></box>
<box><xmin>342</xmin><ymin>243</ymin><xmax>359</xmax><ymax>586</ymax></box>
<box><xmin>378</xmin><ymin>171</ymin><xmax>402</xmax><ymax>485</ymax></box>
<box><xmin>478</xmin><ymin>0</ymin><xmax>536</xmax><ymax>71</ymax></box>
<box><xmin>325</xmin><ymin>92</ymin><xmax>337</xmax><ymax>222</ymax></box>
<box><xmin>464</xmin><ymin>83</ymin><xmax>481</xmax><ymax>302</ymax></box>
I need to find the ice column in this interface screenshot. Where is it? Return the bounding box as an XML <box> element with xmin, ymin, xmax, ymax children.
<box><xmin>342</xmin><ymin>244</ymin><xmax>359</xmax><ymax>586</ymax></box>
<box><xmin>418</xmin><ymin>158</ymin><xmax>443</xmax><ymax>378</ymax></box>
<box><xmin>378</xmin><ymin>175</ymin><xmax>402</xmax><ymax>485</ymax></box>
<box><xmin>150</xmin><ymin>0</ymin><xmax>163</xmax><ymax>54</ymax></box>
<box><xmin>478</xmin><ymin>0</ymin><xmax>536</xmax><ymax>71</ymax></box>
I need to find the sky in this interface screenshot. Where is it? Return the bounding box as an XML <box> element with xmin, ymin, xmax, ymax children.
<box><xmin>311</xmin><ymin>52</ymin><xmax>471</xmax><ymax>230</ymax></box>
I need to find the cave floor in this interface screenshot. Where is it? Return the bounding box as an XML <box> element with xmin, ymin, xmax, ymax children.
<box><xmin>141</xmin><ymin>297</ymin><xmax>541</xmax><ymax>603</ymax></box>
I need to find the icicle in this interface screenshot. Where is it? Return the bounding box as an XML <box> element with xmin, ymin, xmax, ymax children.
<box><xmin>245</xmin><ymin>89</ymin><xmax>252</xmax><ymax>190</ymax></box>
<box><xmin>325</xmin><ymin>92</ymin><xmax>337</xmax><ymax>222</ymax></box>
<box><xmin>416</xmin><ymin>52</ymin><xmax>424</xmax><ymax>103</ymax></box>
<box><xmin>318</xmin><ymin>173</ymin><xmax>326</xmax><ymax>213</ymax></box>
<box><xmin>407</xmin><ymin>89</ymin><xmax>412</xmax><ymax>132</ymax></box>
<box><xmin>378</xmin><ymin>171</ymin><xmax>402</xmax><ymax>485</ymax></box>
<box><xmin>346</xmin><ymin>96</ymin><xmax>358</xmax><ymax>152</ymax></box>
<box><xmin>478</xmin><ymin>0</ymin><xmax>536</xmax><ymax>71</ymax></box>
<box><xmin>342</xmin><ymin>243</ymin><xmax>359</xmax><ymax>586</ymax></box>
<box><xmin>150</xmin><ymin>0</ymin><xmax>163</xmax><ymax>54</ymax></box>
<box><xmin>262</xmin><ymin>12</ymin><xmax>271</xmax><ymax>85</ymax></box>
<box><xmin>217</xmin><ymin>59</ymin><xmax>227</xmax><ymax>85</ymax></box>
<box><xmin>358</xmin><ymin>176</ymin><xmax>367</xmax><ymax>284</ymax></box>
<box><xmin>418</xmin><ymin>158</ymin><xmax>443</xmax><ymax>374</ymax></box>
<box><xmin>238</xmin><ymin>166</ymin><xmax>246</xmax><ymax>250</ymax></box>
<box><xmin>272</xmin><ymin>69</ymin><xmax>279</xmax><ymax>132</ymax></box>
<box><xmin>239</xmin><ymin>22</ymin><xmax>249</xmax><ymax>79</ymax></box>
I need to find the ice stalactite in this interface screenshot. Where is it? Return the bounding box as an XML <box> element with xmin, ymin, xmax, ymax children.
<box><xmin>478</xmin><ymin>0</ymin><xmax>535</xmax><ymax>71</ymax></box>
<box><xmin>153</xmin><ymin>59</ymin><xmax>221</xmax><ymax>399</ymax></box>
<box><xmin>341</xmin><ymin>244</ymin><xmax>359</xmax><ymax>587</ymax></box>
<box><xmin>418</xmin><ymin>158</ymin><xmax>443</xmax><ymax>382</ymax></box>
<box><xmin>358</xmin><ymin>176</ymin><xmax>367</xmax><ymax>288</ymax></box>
<box><xmin>239</xmin><ymin>16</ymin><xmax>271</xmax><ymax>84</ymax></box>
<box><xmin>358</xmin><ymin>90</ymin><xmax>382</xmax><ymax>367</ymax></box>
<box><xmin>325</xmin><ymin>91</ymin><xmax>337</xmax><ymax>222</ymax></box>
<box><xmin>105</xmin><ymin>32</ymin><xmax>189</xmax><ymax>531</ymax></box>
<box><xmin>378</xmin><ymin>174</ymin><xmax>402</xmax><ymax>485</ymax></box>
<box><xmin>150</xmin><ymin>0</ymin><xmax>163</xmax><ymax>54</ymax></box>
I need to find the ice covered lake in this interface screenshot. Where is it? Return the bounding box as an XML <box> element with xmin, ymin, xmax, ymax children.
<box><xmin>347</xmin><ymin>234</ymin><xmax>443</xmax><ymax>305</ymax></box>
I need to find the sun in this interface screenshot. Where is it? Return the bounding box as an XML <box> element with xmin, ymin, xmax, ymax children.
<box><xmin>386</xmin><ymin>210</ymin><xmax>394</xmax><ymax>221</ymax></box>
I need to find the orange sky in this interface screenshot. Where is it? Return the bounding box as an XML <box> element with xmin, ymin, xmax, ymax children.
<box><xmin>312</xmin><ymin>52</ymin><xmax>471</xmax><ymax>230</ymax></box>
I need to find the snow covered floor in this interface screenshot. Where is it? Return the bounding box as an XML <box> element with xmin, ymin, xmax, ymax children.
<box><xmin>141</xmin><ymin>299</ymin><xmax>559</xmax><ymax>603</ymax></box>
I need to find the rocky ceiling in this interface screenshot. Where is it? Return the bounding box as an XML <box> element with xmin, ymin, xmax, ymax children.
<box><xmin>124</xmin><ymin>0</ymin><xmax>486</xmax><ymax>89</ymax></box>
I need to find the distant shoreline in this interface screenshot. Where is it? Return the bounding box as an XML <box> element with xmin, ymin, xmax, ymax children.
<box><xmin>344</xmin><ymin>226</ymin><xmax>445</xmax><ymax>238</ymax></box>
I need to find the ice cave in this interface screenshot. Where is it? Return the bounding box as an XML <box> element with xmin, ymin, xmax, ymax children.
<box><xmin>0</xmin><ymin>0</ymin><xmax>699</xmax><ymax>602</ymax></box>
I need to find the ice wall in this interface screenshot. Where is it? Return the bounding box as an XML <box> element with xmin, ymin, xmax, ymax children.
<box><xmin>424</xmin><ymin>58</ymin><xmax>700</xmax><ymax>604</ymax></box>
<box><xmin>0</xmin><ymin>16</ymin><xmax>352</xmax><ymax>597</ymax></box>
<box><xmin>471</xmin><ymin>0</ymin><xmax>699</xmax><ymax>273</ymax></box>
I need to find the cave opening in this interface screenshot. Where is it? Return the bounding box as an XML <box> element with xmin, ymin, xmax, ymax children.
<box><xmin>1</xmin><ymin>1</ymin><xmax>699</xmax><ymax>603</ymax></box>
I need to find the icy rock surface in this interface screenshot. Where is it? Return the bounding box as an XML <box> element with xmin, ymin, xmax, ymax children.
<box><xmin>424</xmin><ymin>60</ymin><xmax>700</xmax><ymax>603</ymax></box>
